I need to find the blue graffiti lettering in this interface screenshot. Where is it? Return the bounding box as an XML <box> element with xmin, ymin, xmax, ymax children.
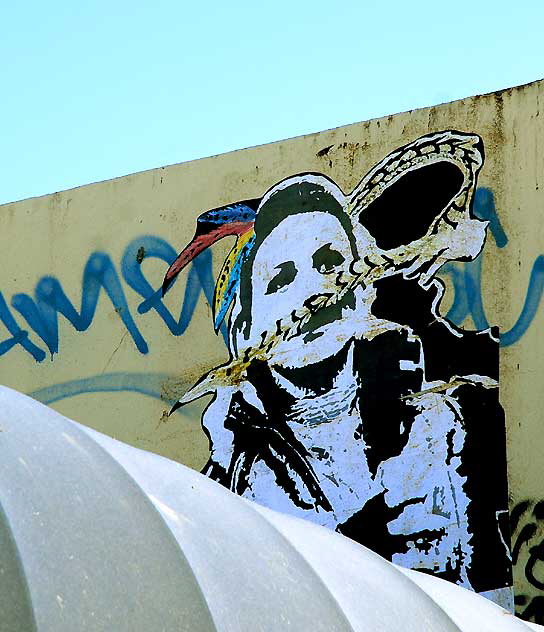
<box><xmin>11</xmin><ymin>253</ymin><xmax>148</xmax><ymax>357</ymax></box>
<box><xmin>0</xmin><ymin>292</ymin><xmax>46</xmax><ymax>361</ymax></box>
<box><xmin>30</xmin><ymin>372</ymin><xmax>172</xmax><ymax>405</ymax></box>
<box><xmin>442</xmin><ymin>187</ymin><xmax>544</xmax><ymax>346</ymax></box>
<box><xmin>0</xmin><ymin>235</ymin><xmax>225</xmax><ymax>362</ymax></box>
<box><xmin>123</xmin><ymin>237</ymin><xmax>211</xmax><ymax>334</ymax></box>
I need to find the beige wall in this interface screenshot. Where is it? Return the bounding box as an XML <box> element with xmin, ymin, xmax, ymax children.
<box><xmin>1</xmin><ymin>79</ymin><xmax>543</xmax><ymax>615</ymax></box>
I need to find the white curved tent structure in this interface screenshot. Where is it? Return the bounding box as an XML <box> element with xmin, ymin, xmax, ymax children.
<box><xmin>0</xmin><ymin>385</ymin><xmax>540</xmax><ymax>631</ymax></box>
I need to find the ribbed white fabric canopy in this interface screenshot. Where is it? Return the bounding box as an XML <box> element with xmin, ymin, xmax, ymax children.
<box><xmin>0</xmin><ymin>385</ymin><xmax>540</xmax><ymax>632</ymax></box>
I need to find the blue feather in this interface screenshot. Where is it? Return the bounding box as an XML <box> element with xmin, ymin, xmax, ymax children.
<box><xmin>214</xmin><ymin>234</ymin><xmax>256</xmax><ymax>331</ymax></box>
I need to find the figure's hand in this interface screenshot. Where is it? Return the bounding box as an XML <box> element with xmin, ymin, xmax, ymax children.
<box><xmin>377</xmin><ymin>392</ymin><xmax>472</xmax><ymax>588</ymax></box>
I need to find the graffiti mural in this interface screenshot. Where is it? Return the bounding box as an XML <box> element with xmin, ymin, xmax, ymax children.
<box><xmin>512</xmin><ymin>499</ymin><xmax>544</xmax><ymax>623</ymax></box>
<box><xmin>163</xmin><ymin>131</ymin><xmax>512</xmax><ymax>598</ymax></box>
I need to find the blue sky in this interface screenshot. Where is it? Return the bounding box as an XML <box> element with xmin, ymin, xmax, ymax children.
<box><xmin>1</xmin><ymin>0</ymin><xmax>543</xmax><ymax>205</ymax></box>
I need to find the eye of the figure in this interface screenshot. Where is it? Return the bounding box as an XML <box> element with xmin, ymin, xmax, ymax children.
<box><xmin>312</xmin><ymin>243</ymin><xmax>345</xmax><ymax>274</ymax></box>
<box><xmin>265</xmin><ymin>261</ymin><xmax>298</xmax><ymax>295</ymax></box>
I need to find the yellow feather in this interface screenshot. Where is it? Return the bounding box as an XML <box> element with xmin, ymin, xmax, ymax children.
<box><xmin>213</xmin><ymin>230</ymin><xmax>255</xmax><ymax>322</ymax></box>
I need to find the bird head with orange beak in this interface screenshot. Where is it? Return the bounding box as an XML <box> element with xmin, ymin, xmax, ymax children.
<box><xmin>162</xmin><ymin>200</ymin><xmax>258</xmax><ymax>334</ymax></box>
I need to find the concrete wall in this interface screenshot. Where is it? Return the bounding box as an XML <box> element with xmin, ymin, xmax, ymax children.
<box><xmin>2</xmin><ymin>79</ymin><xmax>543</xmax><ymax>620</ymax></box>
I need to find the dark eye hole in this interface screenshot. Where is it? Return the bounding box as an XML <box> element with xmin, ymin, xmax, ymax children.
<box><xmin>265</xmin><ymin>261</ymin><xmax>297</xmax><ymax>294</ymax></box>
<box><xmin>312</xmin><ymin>243</ymin><xmax>345</xmax><ymax>274</ymax></box>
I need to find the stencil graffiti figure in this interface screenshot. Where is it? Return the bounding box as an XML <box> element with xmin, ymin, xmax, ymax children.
<box><xmin>164</xmin><ymin>131</ymin><xmax>512</xmax><ymax>597</ymax></box>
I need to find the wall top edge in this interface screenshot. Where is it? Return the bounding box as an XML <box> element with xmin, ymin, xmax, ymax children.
<box><xmin>2</xmin><ymin>77</ymin><xmax>543</xmax><ymax>209</ymax></box>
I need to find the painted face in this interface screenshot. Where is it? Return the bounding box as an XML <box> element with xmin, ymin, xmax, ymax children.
<box><xmin>244</xmin><ymin>211</ymin><xmax>354</xmax><ymax>354</ymax></box>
